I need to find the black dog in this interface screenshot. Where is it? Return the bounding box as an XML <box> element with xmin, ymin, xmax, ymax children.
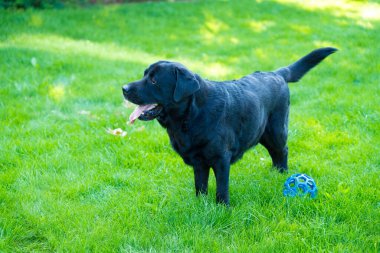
<box><xmin>123</xmin><ymin>47</ymin><xmax>337</xmax><ymax>205</ymax></box>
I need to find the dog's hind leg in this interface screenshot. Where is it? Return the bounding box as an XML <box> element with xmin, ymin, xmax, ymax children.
<box><xmin>262</xmin><ymin>140</ymin><xmax>288</xmax><ymax>173</ymax></box>
<box><xmin>259</xmin><ymin>108</ymin><xmax>289</xmax><ymax>173</ymax></box>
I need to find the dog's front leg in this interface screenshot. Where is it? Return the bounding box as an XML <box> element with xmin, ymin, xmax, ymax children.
<box><xmin>193</xmin><ymin>163</ymin><xmax>210</xmax><ymax>196</ymax></box>
<box><xmin>212</xmin><ymin>157</ymin><xmax>231</xmax><ymax>206</ymax></box>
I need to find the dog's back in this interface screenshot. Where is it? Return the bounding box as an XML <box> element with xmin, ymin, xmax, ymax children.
<box><xmin>198</xmin><ymin>47</ymin><xmax>338</xmax><ymax>166</ymax></box>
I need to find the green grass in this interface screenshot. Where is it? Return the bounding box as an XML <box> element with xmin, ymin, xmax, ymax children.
<box><xmin>1</xmin><ymin>0</ymin><xmax>379</xmax><ymax>251</ymax></box>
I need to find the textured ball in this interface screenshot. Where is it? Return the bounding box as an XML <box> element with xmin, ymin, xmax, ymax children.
<box><xmin>283</xmin><ymin>173</ymin><xmax>317</xmax><ymax>198</ymax></box>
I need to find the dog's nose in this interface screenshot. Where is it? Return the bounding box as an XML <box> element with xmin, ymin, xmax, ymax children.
<box><xmin>122</xmin><ymin>85</ymin><xmax>130</xmax><ymax>96</ymax></box>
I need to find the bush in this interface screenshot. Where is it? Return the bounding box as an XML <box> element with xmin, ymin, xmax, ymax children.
<box><xmin>0</xmin><ymin>0</ymin><xmax>165</xmax><ymax>9</ymax></box>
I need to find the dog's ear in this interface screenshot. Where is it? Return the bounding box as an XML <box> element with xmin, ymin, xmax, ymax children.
<box><xmin>174</xmin><ymin>66</ymin><xmax>200</xmax><ymax>102</ymax></box>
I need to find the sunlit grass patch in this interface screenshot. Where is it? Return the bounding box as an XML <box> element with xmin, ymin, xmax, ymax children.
<box><xmin>275</xmin><ymin>0</ymin><xmax>380</xmax><ymax>23</ymax></box>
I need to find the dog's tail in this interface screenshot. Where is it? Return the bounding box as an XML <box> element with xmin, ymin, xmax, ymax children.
<box><xmin>275</xmin><ymin>47</ymin><xmax>337</xmax><ymax>83</ymax></box>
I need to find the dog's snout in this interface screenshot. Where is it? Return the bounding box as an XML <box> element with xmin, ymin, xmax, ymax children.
<box><xmin>122</xmin><ymin>83</ymin><xmax>144</xmax><ymax>104</ymax></box>
<box><xmin>122</xmin><ymin>85</ymin><xmax>131</xmax><ymax>96</ymax></box>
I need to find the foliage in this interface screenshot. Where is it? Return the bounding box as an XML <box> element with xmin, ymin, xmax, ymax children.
<box><xmin>1</xmin><ymin>0</ymin><xmax>379</xmax><ymax>252</ymax></box>
<box><xmin>0</xmin><ymin>0</ymin><xmax>165</xmax><ymax>9</ymax></box>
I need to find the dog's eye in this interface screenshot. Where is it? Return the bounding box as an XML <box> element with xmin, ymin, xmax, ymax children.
<box><xmin>151</xmin><ymin>78</ymin><xmax>157</xmax><ymax>85</ymax></box>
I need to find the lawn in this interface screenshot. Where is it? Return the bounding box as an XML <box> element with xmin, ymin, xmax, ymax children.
<box><xmin>1</xmin><ymin>0</ymin><xmax>379</xmax><ymax>252</ymax></box>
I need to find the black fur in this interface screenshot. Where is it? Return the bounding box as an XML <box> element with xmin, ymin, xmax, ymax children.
<box><xmin>122</xmin><ymin>48</ymin><xmax>337</xmax><ymax>205</ymax></box>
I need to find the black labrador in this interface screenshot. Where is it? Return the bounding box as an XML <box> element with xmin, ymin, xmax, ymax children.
<box><xmin>122</xmin><ymin>47</ymin><xmax>337</xmax><ymax>205</ymax></box>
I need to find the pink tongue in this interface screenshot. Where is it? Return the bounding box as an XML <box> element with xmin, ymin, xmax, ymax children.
<box><xmin>129</xmin><ymin>104</ymin><xmax>157</xmax><ymax>124</ymax></box>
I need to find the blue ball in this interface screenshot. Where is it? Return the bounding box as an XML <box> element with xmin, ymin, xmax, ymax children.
<box><xmin>283</xmin><ymin>173</ymin><xmax>317</xmax><ymax>198</ymax></box>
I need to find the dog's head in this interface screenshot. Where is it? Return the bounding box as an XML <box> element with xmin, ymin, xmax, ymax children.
<box><xmin>123</xmin><ymin>61</ymin><xmax>200</xmax><ymax>124</ymax></box>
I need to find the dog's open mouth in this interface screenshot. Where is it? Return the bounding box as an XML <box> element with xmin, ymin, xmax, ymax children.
<box><xmin>129</xmin><ymin>104</ymin><xmax>163</xmax><ymax>124</ymax></box>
